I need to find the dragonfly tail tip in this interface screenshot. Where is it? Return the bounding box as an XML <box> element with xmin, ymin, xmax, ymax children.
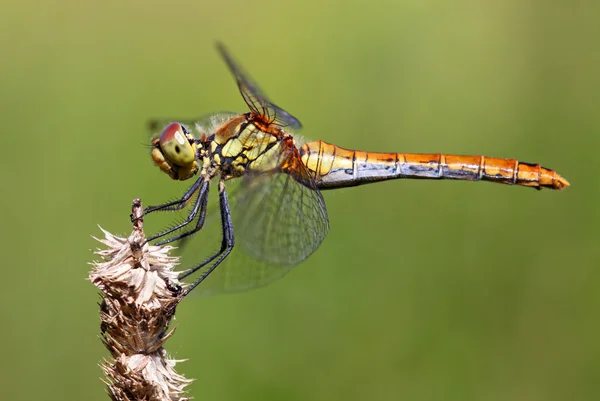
<box><xmin>555</xmin><ymin>174</ymin><xmax>570</xmax><ymax>190</ymax></box>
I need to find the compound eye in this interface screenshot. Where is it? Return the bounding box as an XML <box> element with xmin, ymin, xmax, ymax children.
<box><xmin>159</xmin><ymin>122</ymin><xmax>195</xmax><ymax>166</ymax></box>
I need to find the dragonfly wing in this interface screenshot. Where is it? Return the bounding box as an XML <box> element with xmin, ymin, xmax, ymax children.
<box><xmin>148</xmin><ymin>112</ymin><xmax>239</xmax><ymax>140</ymax></box>
<box><xmin>216</xmin><ymin>42</ymin><xmax>302</xmax><ymax>130</ymax></box>
<box><xmin>234</xmin><ymin>166</ymin><xmax>329</xmax><ymax>266</ymax></box>
<box><xmin>185</xmin><ymin>148</ymin><xmax>329</xmax><ymax>295</ymax></box>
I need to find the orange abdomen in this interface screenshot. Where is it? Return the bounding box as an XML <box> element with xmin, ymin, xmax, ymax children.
<box><xmin>299</xmin><ymin>140</ymin><xmax>569</xmax><ymax>190</ymax></box>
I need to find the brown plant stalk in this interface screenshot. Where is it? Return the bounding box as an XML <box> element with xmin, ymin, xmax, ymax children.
<box><xmin>90</xmin><ymin>198</ymin><xmax>191</xmax><ymax>401</ymax></box>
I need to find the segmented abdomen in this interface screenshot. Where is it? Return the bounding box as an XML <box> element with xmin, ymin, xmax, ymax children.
<box><xmin>299</xmin><ymin>140</ymin><xmax>569</xmax><ymax>190</ymax></box>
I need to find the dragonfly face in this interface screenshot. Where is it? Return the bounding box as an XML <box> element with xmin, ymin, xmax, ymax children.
<box><xmin>151</xmin><ymin>122</ymin><xmax>201</xmax><ymax>181</ymax></box>
<box><xmin>143</xmin><ymin>43</ymin><xmax>569</xmax><ymax>299</ymax></box>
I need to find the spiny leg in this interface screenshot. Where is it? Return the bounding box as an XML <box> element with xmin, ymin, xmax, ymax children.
<box><xmin>179</xmin><ymin>180</ymin><xmax>235</xmax><ymax>296</ymax></box>
<box><xmin>144</xmin><ymin>176</ymin><xmax>205</xmax><ymax>215</ymax></box>
<box><xmin>147</xmin><ymin>179</ymin><xmax>210</xmax><ymax>244</ymax></box>
<box><xmin>154</xmin><ymin>184</ymin><xmax>210</xmax><ymax>246</ymax></box>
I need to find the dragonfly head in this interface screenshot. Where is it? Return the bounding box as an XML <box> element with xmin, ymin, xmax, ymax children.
<box><xmin>151</xmin><ymin>122</ymin><xmax>200</xmax><ymax>180</ymax></box>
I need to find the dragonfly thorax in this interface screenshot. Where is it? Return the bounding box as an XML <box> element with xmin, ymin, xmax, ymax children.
<box><xmin>151</xmin><ymin>122</ymin><xmax>200</xmax><ymax>181</ymax></box>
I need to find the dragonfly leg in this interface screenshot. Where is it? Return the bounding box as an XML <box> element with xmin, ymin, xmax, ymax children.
<box><xmin>154</xmin><ymin>187</ymin><xmax>209</xmax><ymax>246</ymax></box>
<box><xmin>179</xmin><ymin>181</ymin><xmax>234</xmax><ymax>296</ymax></box>
<box><xmin>143</xmin><ymin>176</ymin><xmax>205</xmax><ymax>215</ymax></box>
<box><xmin>147</xmin><ymin>180</ymin><xmax>210</xmax><ymax>244</ymax></box>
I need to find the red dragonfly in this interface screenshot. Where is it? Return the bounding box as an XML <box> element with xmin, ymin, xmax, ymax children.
<box><xmin>144</xmin><ymin>43</ymin><xmax>569</xmax><ymax>296</ymax></box>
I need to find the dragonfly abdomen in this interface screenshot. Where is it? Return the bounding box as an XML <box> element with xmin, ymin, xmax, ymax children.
<box><xmin>300</xmin><ymin>141</ymin><xmax>569</xmax><ymax>190</ymax></box>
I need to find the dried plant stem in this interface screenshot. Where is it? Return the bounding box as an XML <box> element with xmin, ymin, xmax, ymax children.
<box><xmin>90</xmin><ymin>198</ymin><xmax>191</xmax><ymax>401</ymax></box>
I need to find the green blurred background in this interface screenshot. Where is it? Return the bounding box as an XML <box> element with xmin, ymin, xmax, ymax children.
<box><xmin>1</xmin><ymin>0</ymin><xmax>598</xmax><ymax>400</ymax></box>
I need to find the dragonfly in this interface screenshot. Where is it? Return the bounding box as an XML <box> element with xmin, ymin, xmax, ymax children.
<box><xmin>143</xmin><ymin>43</ymin><xmax>569</xmax><ymax>297</ymax></box>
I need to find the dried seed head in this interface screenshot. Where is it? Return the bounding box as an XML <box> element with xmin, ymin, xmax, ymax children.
<box><xmin>90</xmin><ymin>199</ymin><xmax>192</xmax><ymax>401</ymax></box>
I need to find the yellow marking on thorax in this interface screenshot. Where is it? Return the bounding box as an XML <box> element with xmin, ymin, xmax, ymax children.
<box><xmin>221</xmin><ymin>137</ymin><xmax>244</xmax><ymax>158</ymax></box>
<box><xmin>251</xmin><ymin>143</ymin><xmax>283</xmax><ymax>170</ymax></box>
<box><xmin>240</xmin><ymin>125</ymin><xmax>278</xmax><ymax>161</ymax></box>
<box><xmin>236</xmin><ymin>124</ymin><xmax>257</xmax><ymax>144</ymax></box>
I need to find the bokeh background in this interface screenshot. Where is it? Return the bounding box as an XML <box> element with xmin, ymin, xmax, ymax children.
<box><xmin>1</xmin><ymin>1</ymin><xmax>598</xmax><ymax>400</ymax></box>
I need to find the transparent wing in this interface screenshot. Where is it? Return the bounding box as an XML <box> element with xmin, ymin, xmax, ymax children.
<box><xmin>234</xmin><ymin>161</ymin><xmax>329</xmax><ymax>266</ymax></box>
<box><xmin>179</xmin><ymin>146</ymin><xmax>330</xmax><ymax>296</ymax></box>
<box><xmin>148</xmin><ymin>112</ymin><xmax>239</xmax><ymax>140</ymax></box>
<box><xmin>216</xmin><ymin>42</ymin><xmax>302</xmax><ymax>130</ymax></box>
